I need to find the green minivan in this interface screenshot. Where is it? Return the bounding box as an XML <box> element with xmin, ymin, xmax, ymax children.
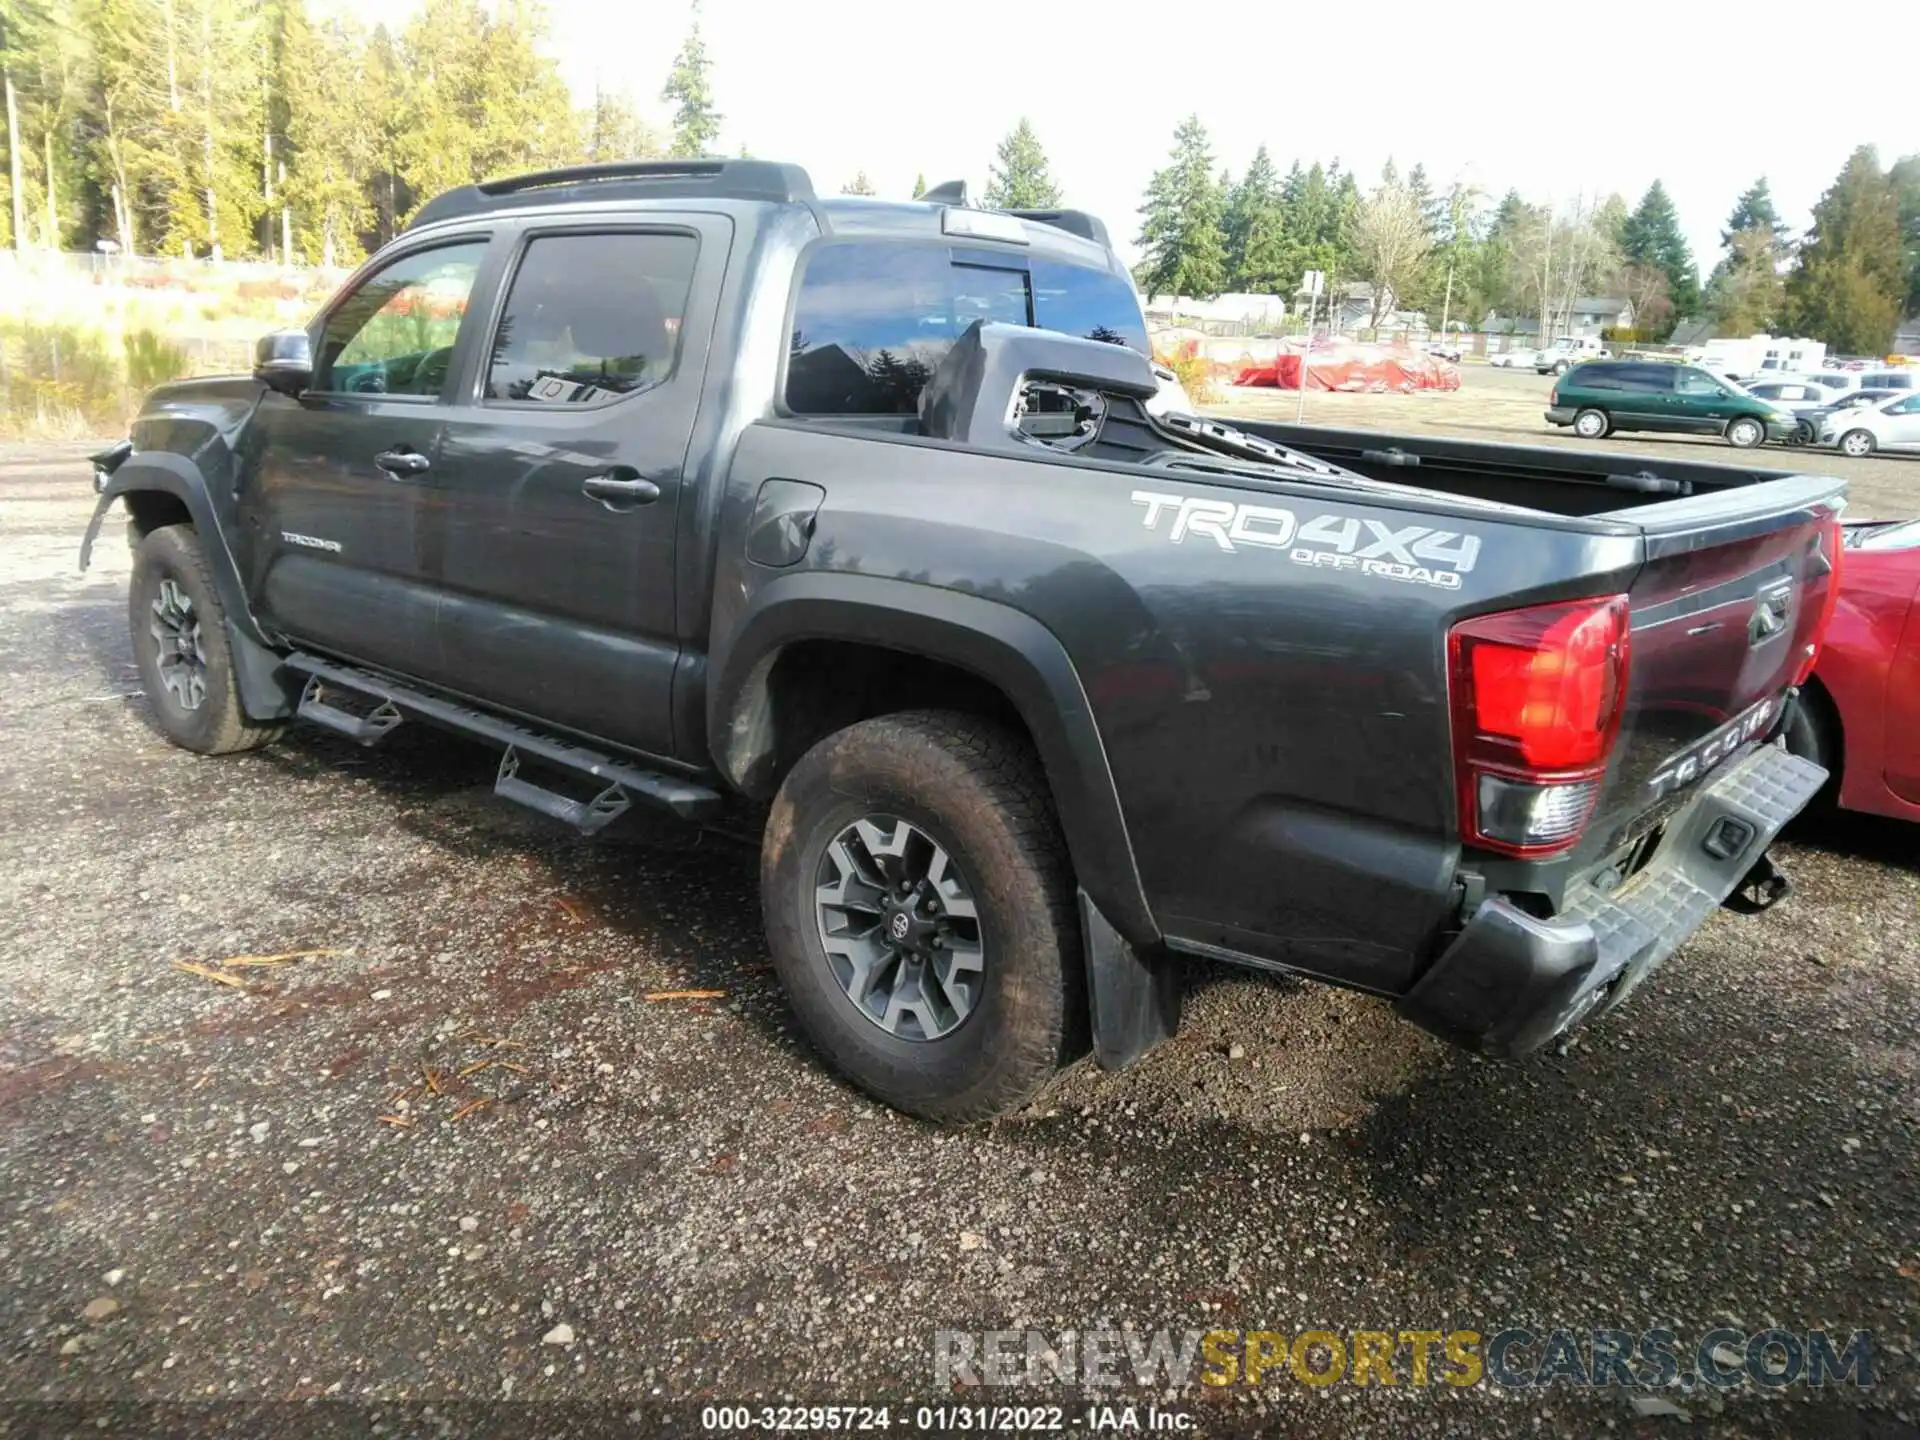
<box><xmin>1544</xmin><ymin>360</ymin><xmax>1799</xmax><ymax>448</ymax></box>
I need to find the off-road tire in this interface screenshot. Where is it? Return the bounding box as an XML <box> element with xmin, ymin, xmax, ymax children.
<box><xmin>129</xmin><ymin>524</ymin><xmax>282</xmax><ymax>755</ymax></box>
<box><xmin>761</xmin><ymin>710</ymin><xmax>1084</xmax><ymax>1124</ymax></box>
<box><xmin>1572</xmin><ymin>407</ymin><xmax>1611</xmax><ymax>440</ymax></box>
<box><xmin>1726</xmin><ymin>417</ymin><xmax>1765</xmax><ymax>449</ymax></box>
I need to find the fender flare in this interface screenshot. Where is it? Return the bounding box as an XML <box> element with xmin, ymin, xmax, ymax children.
<box><xmin>711</xmin><ymin>571</ymin><xmax>1160</xmax><ymax>950</ymax></box>
<box><xmin>80</xmin><ymin>452</ymin><xmax>296</xmax><ymax>720</ymax></box>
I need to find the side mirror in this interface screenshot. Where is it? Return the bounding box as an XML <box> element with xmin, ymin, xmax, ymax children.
<box><xmin>254</xmin><ymin>329</ymin><xmax>313</xmax><ymax>396</ymax></box>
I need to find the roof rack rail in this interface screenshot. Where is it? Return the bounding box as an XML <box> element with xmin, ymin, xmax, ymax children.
<box><xmin>408</xmin><ymin>159</ymin><xmax>816</xmax><ymax>230</ymax></box>
<box><xmin>1002</xmin><ymin>208</ymin><xmax>1112</xmax><ymax>248</ymax></box>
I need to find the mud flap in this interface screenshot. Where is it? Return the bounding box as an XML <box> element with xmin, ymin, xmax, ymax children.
<box><xmin>1722</xmin><ymin>853</ymin><xmax>1792</xmax><ymax>915</ymax></box>
<box><xmin>1080</xmin><ymin>890</ymin><xmax>1181</xmax><ymax>1070</ymax></box>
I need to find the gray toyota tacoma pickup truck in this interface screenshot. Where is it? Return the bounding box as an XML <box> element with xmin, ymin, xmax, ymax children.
<box><xmin>82</xmin><ymin>160</ymin><xmax>1844</xmax><ymax>1123</ymax></box>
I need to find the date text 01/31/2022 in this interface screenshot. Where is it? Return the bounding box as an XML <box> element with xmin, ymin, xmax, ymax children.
<box><xmin>698</xmin><ymin>1403</ymin><xmax>1194</xmax><ymax>1432</ymax></box>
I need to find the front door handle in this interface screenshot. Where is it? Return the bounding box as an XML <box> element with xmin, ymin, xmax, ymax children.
<box><xmin>374</xmin><ymin>448</ymin><xmax>432</xmax><ymax>478</ymax></box>
<box><xmin>581</xmin><ymin>474</ymin><xmax>662</xmax><ymax>509</ymax></box>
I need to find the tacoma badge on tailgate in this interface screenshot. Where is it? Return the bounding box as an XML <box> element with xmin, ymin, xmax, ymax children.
<box><xmin>1645</xmin><ymin>697</ymin><xmax>1783</xmax><ymax>802</ymax></box>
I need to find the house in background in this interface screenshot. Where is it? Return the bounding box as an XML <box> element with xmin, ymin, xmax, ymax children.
<box><xmin>1482</xmin><ymin>298</ymin><xmax>1637</xmax><ymax>344</ymax></box>
<box><xmin>1295</xmin><ymin>280</ymin><xmax>1393</xmax><ymax>331</ymax></box>
<box><xmin>1669</xmin><ymin>318</ymin><xmax>1717</xmax><ymax>349</ymax></box>
<box><xmin>1562</xmin><ymin>296</ymin><xmax>1634</xmax><ymax>337</ymax></box>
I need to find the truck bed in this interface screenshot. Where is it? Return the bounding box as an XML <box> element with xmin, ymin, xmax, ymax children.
<box><xmin>1227</xmin><ymin>419</ymin><xmax>1817</xmax><ymax>518</ymax></box>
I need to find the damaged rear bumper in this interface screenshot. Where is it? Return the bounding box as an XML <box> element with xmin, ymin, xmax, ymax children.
<box><xmin>1397</xmin><ymin>743</ymin><xmax>1828</xmax><ymax>1058</ymax></box>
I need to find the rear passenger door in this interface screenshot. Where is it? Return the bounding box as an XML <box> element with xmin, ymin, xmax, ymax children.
<box><xmin>426</xmin><ymin>217</ymin><xmax>727</xmax><ymax>760</ymax></box>
<box><xmin>1610</xmin><ymin>363</ymin><xmax>1674</xmax><ymax>431</ymax></box>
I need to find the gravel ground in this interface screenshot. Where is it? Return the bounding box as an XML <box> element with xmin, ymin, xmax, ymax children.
<box><xmin>2</xmin><ymin>443</ymin><xmax>1917</xmax><ymax>1439</ymax></box>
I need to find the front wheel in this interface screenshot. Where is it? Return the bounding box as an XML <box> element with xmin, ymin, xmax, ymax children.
<box><xmin>1726</xmin><ymin>417</ymin><xmax>1765</xmax><ymax>448</ymax></box>
<box><xmin>1840</xmin><ymin>428</ymin><xmax>1875</xmax><ymax>458</ymax></box>
<box><xmin>760</xmin><ymin>710</ymin><xmax>1085</xmax><ymax>1124</ymax></box>
<box><xmin>129</xmin><ymin>524</ymin><xmax>282</xmax><ymax>755</ymax></box>
<box><xmin>1572</xmin><ymin>407</ymin><xmax>1611</xmax><ymax>440</ymax></box>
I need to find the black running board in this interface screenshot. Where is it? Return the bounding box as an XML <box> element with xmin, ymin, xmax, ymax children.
<box><xmin>284</xmin><ymin>653</ymin><xmax>723</xmax><ymax>829</ymax></box>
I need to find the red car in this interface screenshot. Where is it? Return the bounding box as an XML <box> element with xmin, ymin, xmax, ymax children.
<box><xmin>1785</xmin><ymin>518</ymin><xmax>1920</xmax><ymax>821</ymax></box>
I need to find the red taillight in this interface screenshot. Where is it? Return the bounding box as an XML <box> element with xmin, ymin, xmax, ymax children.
<box><xmin>1549</xmin><ymin>385</ymin><xmax>1559</xmax><ymax>406</ymax></box>
<box><xmin>1793</xmin><ymin>511</ymin><xmax>1844</xmax><ymax>686</ymax></box>
<box><xmin>1448</xmin><ymin>595</ymin><xmax>1632</xmax><ymax>857</ymax></box>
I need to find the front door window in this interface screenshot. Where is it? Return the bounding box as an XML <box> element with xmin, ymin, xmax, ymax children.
<box><xmin>314</xmin><ymin>242</ymin><xmax>489</xmax><ymax>397</ymax></box>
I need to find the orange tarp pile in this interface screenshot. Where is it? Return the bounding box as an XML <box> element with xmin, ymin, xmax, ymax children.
<box><xmin>1153</xmin><ymin>333</ymin><xmax>1461</xmax><ymax>393</ymax></box>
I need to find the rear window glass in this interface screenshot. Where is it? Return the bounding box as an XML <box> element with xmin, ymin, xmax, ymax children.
<box><xmin>1609</xmin><ymin>364</ymin><xmax>1673</xmax><ymax>393</ymax></box>
<box><xmin>786</xmin><ymin>241</ymin><xmax>1146</xmax><ymax>415</ymax></box>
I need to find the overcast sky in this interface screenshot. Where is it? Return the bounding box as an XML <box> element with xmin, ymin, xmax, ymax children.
<box><xmin>345</xmin><ymin>0</ymin><xmax>1919</xmax><ymax>278</ymax></box>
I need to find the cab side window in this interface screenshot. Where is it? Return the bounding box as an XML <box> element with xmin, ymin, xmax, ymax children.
<box><xmin>786</xmin><ymin>244</ymin><xmax>1032</xmax><ymax>415</ymax></box>
<box><xmin>485</xmin><ymin>232</ymin><xmax>700</xmax><ymax>405</ymax></box>
<box><xmin>1675</xmin><ymin>368</ymin><xmax>1725</xmax><ymax>396</ymax></box>
<box><xmin>315</xmin><ymin>242</ymin><xmax>488</xmax><ymax>397</ymax></box>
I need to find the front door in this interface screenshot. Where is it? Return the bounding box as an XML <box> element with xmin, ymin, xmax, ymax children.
<box><xmin>427</xmin><ymin>219</ymin><xmax>728</xmax><ymax>760</ymax></box>
<box><xmin>1877</xmin><ymin>393</ymin><xmax>1920</xmax><ymax>451</ymax></box>
<box><xmin>241</xmin><ymin>236</ymin><xmax>493</xmax><ymax>678</ymax></box>
<box><xmin>1667</xmin><ymin>366</ymin><xmax>1738</xmax><ymax>435</ymax></box>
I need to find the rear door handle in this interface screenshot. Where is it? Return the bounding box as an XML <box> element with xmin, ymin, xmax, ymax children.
<box><xmin>581</xmin><ymin>474</ymin><xmax>661</xmax><ymax>509</ymax></box>
<box><xmin>374</xmin><ymin>448</ymin><xmax>432</xmax><ymax>478</ymax></box>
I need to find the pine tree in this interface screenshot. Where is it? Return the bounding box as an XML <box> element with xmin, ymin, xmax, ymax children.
<box><xmin>278</xmin><ymin>3</ymin><xmax>372</xmax><ymax>265</ymax></box>
<box><xmin>1721</xmin><ymin>177</ymin><xmax>1787</xmax><ymax>249</ymax></box>
<box><xmin>1222</xmin><ymin>144</ymin><xmax>1284</xmax><ymax>292</ymax></box>
<box><xmin>585</xmin><ymin>86</ymin><xmax>656</xmax><ymax>162</ymax></box>
<box><xmin>661</xmin><ymin>9</ymin><xmax>719</xmax><ymax>158</ymax></box>
<box><xmin>912</xmin><ymin>171</ymin><xmax>927</xmax><ymax>198</ymax></box>
<box><xmin>1132</xmin><ymin>114</ymin><xmax>1224</xmax><ymax>300</ymax></box>
<box><xmin>1890</xmin><ymin>154</ymin><xmax>1920</xmax><ymax>317</ymax></box>
<box><xmin>9</xmin><ymin>0</ymin><xmax>91</xmax><ymax>250</ymax></box>
<box><xmin>1786</xmin><ymin>146</ymin><xmax>1905</xmax><ymax>354</ymax></box>
<box><xmin>1427</xmin><ymin>180</ymin><xmax>1484</xmax><ymax>330</ymax></box>
<box><xmin>982</xmin><ymin>117</ymin><xmax>1059</xmax><ymax>209</ymax></box>
<box><xmin>388</xmin><ymin>0</ymin><xmax>577</xmax><ymax>224</ymax></box>
<box><xmin>1620</xmin><ymin>180</ymin><xmax>1699</xmax><ymax>319</ymax></box>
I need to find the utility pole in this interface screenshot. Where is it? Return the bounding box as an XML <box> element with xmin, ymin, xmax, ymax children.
<box><xmin>1295</xmin><ymin>270</ymin><xmax>1322</xmax><ymax>424</ymax></box>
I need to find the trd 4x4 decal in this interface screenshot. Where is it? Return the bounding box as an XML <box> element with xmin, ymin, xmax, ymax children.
<box><xmin>1131</xmin><ymin>489</ymin><xmax>1481</xmax><ymax>591</ymax></box>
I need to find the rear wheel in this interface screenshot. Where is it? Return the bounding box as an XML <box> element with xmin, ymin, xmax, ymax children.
<box><xmin>129</xmin><ymin>524</ymin><xmax>282</xmax><ymax>755</ymax></box>
<box><xmin>1839</xmin><ymin>428</ymin><xmax>1875</xmax><ymax>458</ymax></box>
<box><xmin>1572</xmin><ymin>407</ymin><xmax>1611</xmax><ymax>440</ymax></box>
<box><xmin>1726</xmin><ymin>417</ymin><xmax>1765</xmax><ymax>448</ymax></box>
<box><xmin>761</xmin><ymin>710</ymin><xmax>1084</xmax><ymax>1123</ymax></box>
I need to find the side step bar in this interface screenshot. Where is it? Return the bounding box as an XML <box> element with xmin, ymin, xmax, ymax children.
<box><xmin>283</xmin><ymin>653</ymin><xmax>723</xmax><ymax>830</ymax></box>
